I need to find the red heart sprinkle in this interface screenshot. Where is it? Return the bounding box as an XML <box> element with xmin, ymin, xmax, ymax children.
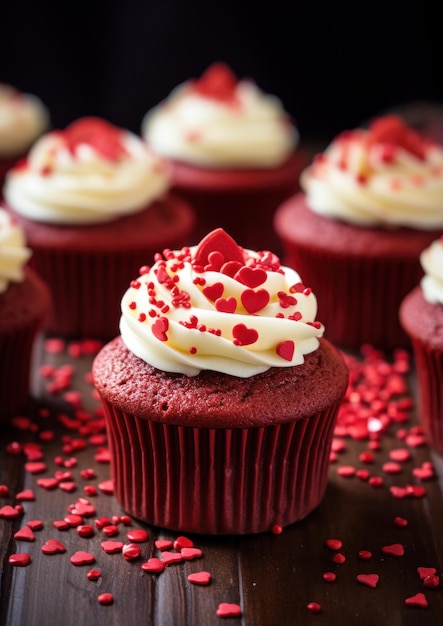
<box><xmin>232</xmin><ymin>323</ymin><xmax>258</xmax><ymax>346</ymax></box>
<box><xmin>188</xmin><ymin>571</ymin><xmax>212</xmax><ymax>585</ymax></box>
<box><xmin>357</xmin><ymin>574</ymin><xmax>379</xmax><ymax>588</ymax></box>
<box><xmin>193</xmin><ymin>63</ymin><xmax>238</xmax><ymax>102</ymax></box>
<box><xmin>0</xmin><ymin>505</ymin><xmax>20</xmax><ymax>519</ymax></box>
<box><xmin>235</xmin><ymin>267</ymin><xmax>267</xmax><ymax>288</ymax></box>
<box><xmin>417</xmin><ymin>567</ymin><xmax>437</xmax><ymax>580</ymax></box>
<box><xmin>412</xmin><ymin>466</ymin><xmax>435</xmax><ymax>480</ymax></box>
<box><xmin>276</xmin><ymin>340</ymin><xmax>295</xmax><ymax>361</ymax></box>
<box><xmin>325</xmin><ymin>539</ymin><xmax>342</xmax><ymax>551</ymax></box>
<box><xmin>126</xmin><ymin>529</ymin><xmax>149</xmax><ymax>543</ymax></box>
<box><xmin>41</xmin><ymin>539</ymin><xmax>66</xmax><ymax>555</ymax></box>
<box><xmin>9</xmin><ymin>553</ymin><xmax>31</xmax><ymax>567</ymax></box>
<box><xmin>70</xmin><ymin>550</ymin><xmax>95</xmax><ymax>565</ymax></box>
<box><xmin>14</xmin><ymin>526</ymin><xmax>35</xmax><ymax>541</ymax></box>
<box><xmin>141</xmin><ymin>558</ymin><xmax>165</xmax><ymax>573</ymax></box>
<box><xmin>64</xmin><ymin>117</ymin><xmax>127</xmax><ymax>161</ymax></box>
<box><xmin>194</xmin><ymin>228</ymin><xmax>244</xmax><ymax>267</ymax></box>
<box><xmin>216</xmin><ymin>603</ymin><xmax>242</xmax><ymax>618</ymax></box>
<box><xmin>101</xmin><ymin>541</ymin><xmax>123</xmax><ymax>554</ymax></box>
<box><xmin>122</xmin><ymin>543</ymin><xmax>141</xmax><ymax>561</ymax></box>
<box><xmin>77</xmin><ymin>525</ymin><xmax>95</xmax><ymax>538</ymax></box>
<box><xmin>24</xmin><ymin>462</ymin><xmax>47</xmax><ymax>474</ymax></box>
<box><xmin>71</xmin><ymin>502</ymin><xmax>96</xmax><ymax>517</ymax></box>
<box><xmin>423</xmin><ymin>575</ymin><xmax>440</xmax><ymax>589</ymax></box>
<box><xmin>161</xmin><ymin>551</ymin><xmax>183</xmax><ymax>566</ymax></box>
<box><xmin>241</xmin><ymin>288</ymin><xmax>270</xmax><ymax>313</ymax></box>
<box><xmin>152</xmin><ymin>317</ymin><xmax>169</xmax><ymax>342</ymax></box>
<box><xmin>382</xmin><ymin>543</ymin><xmax>404</xmax><ymax>557</ymax></box>
<box><xmin>37</xmin><ymin>477</ymin><xmax>58</xmax><ymax>490</ymax></box>
<box><xmin>404</xmin><ymin>593</ymin><xmax>428</xmax><ymax>608</ymax></box>
<box><xmin>155</xmin><ymin>539</ymin><xmax>173</xmax><ymax>551</ymax></box>
<box><xmin>220</xmin><ymin>261</ymin><xmax>243</xmax><ymax>277</ymax></box>
<box><xmin>15</xmin><ymin>489</ymin><xmax>35</xmax><ymax>501</ymax></box>
<box><xmin>27</xmin><ymin>519</ymin><xmax>44</xmax><ymax>530</ymax></box>
<box><xmin>306</xmin><ymin>602</ymin><xmax>321</xmax><ymax>614</ymax></box>
<box><xmin>181</xmin><ymin>547</ymin><xmax>203</xmax><ymax>560</ymax></box>
<box><xmin>94</xmin><ymin>449</ymin><xmax>110</xmax><ymax>463</ymax></box>
<box><xmin>87</xmin><ymin>568</ymin><xmax>101</xmax><ymax>581</ymax></box>
<box><xmin>97</xmin><ymin>592</ymin><xmax>114</xmax><ymax>606</ymax></box>
<box><xmin>215</xmin><ymin>297</ymin><xmax>237</xmax><ymax>313</ymax></box>
<box><xmin>173</xmin><ymin>536</ymin><xmax>194</xmax><ymax>550</ymax></box>
<box><xmin>202</xmin><ymin>282</ymin><xmax>224</xmax><ymax>301</ymax></box>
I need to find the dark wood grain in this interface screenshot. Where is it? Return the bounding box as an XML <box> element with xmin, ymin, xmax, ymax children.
<box><xmin>1</xmin><ymin>338</ymin><xmax>443</xmax><ymax>626</ymax></box>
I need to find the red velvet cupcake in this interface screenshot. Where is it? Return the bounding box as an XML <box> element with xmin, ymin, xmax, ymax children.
<box><xmin>92</xmin><ymin>228</ymin><xmax>348</xmax><ymax>534</ymax></box>
<box><xmin>0</xmin><ymin>83</ymin><xmax>49</xmax><ymax>191</ymax></box>
<box><xmin>274</xmin><ymin>115</ymin><xmax>443</xmax><ymax>350</ymax></box>
<box><xmin>0</xmin><ymin>209</ymin><xmax>51</xmax><ymax>420</ymax></box>
<box><xmin>142</xmin><ymin>63</ymin><xmax>306</xmax><ymax>255</ymax></box>
<box><xmin>400</xmin><ymin>237</ymin><xmax>443</xmax><ymax>454</ymax></box>
<box><xmin>3</xmin><ymin>117</ymin><xmax>195</xmax><ymax>340</ymax></box>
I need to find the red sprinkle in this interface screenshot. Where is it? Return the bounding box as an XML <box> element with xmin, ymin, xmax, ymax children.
<box><xmin>127</xmin><ymin>529</ymin><xmax>149</xmax><ymax>543</ymax></box>
<box><xmin>306</xmin><ymin>602</ymin><xmax>322</xmax><ymax>614</ymax></box>
<box><xmin>358</xmin><ymin>550</ymin><xmax>372</xmax><ymax>560</ymax></box>
<box><xmin>122</xmin><ymin>543</ymin><xmax>141</xmax><ymax>561</ymax></box>
<box><xmin>141</xmin><ymin>558</ymin><xmax>165</xmax><ymax>573</ymax></box>
<box><xmin>87</xmin><ymin>568</ymin><xmax>101</xmax><ymax>581</ymax></box>
<box><xmin>216</xmin><ymin>603</ymin><xmax>242</xmax><ymax>618</ymax></box>
<box><xmin>325</xmin><ymin>538</ymin><xmax>342</xmax><ymax>550</ymax></box>
<box><xmin>382</xmin><ymin>543</ymin><xmax>404</xmax><ymax>557</ymax></box>
<box><xmin>323</xmin><ymin>572</ymin><xmax>336</xmax><ymax>582</ymax></box>
<box><xmin>357</xmin><ymin>574</ymin><xmax>379</xmax><ymax>588</ymax></box>
<box><xmin>70</xmin><ymin>551</ymin><xmax>95</xmax><ymax>565</ymax></box>
<box><xmin>9</xmin><ymin>553</ymin><xmax>31</xmax><ymax>567</ymax></box>
<box><xmin>101</xmin><ymin>541</ymin><xmax>123</xmax><ymax>554</ymax></box>
<box><xmin>97</xmin><ymin>593</ymin><xmax>114</xmax><ymax>606</ymax></box>
<box><xmin>41</xmin><ymin>539</ymin><xmax>66</xmax><ymax>555</ymax></box>
<box><xmin>404</xmin><ymin>593</ymin><xmax>428</xmax><ymax>608</ymax></box>
<box><xmin>188</xmin><ymin>571</ymin><xmax>212</xmax><ymax>585</ymax></box>
<box><xmin>332</xmin><ymin>553</ymin><xmax>346</xmax><ymax>565</ymax></box>
<box><xmin>173</xmin><ymin>535</ymin><xmax>193</xmax><ymax>551</ymax></box>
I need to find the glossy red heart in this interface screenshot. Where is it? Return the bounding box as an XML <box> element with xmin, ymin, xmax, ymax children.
<box><xmin>215</xmin><ymin>297</ymin><xmax>237</xmax><ymax>313</ymax></box>
<box><xmin>276</xmin><ymin>340</ymin><xmax>295</xmax><ymax>361</ymax></box>
<box><xmin>152</xmin><ymin>317</ymin><xmax>169</xmax><ymax>342</ymax></box>
<box><xmin>382</xmin><ymin>543</ymin><xmax>404</xmax><ymax>557</ymax></box>
<box><xmin>404</xmin><ymin>593</ymin><xmax>428</xmax><ymax>608</ymax></box>
<box><xmin>232</xmin><ymin>324</ymin><xmax>258</xmax><ymax>346</ymax></box>
<box><xmin>14</xmin><ymin>526</ymin><xmax>35</xmax><ymax>541</ymax></box>
<box><xmin>357</xmin><ymin>574</ymin><xmax>379</xmax><ymax>588</ymax></box>
<box><xmin>235</xmin><ymin>267</ymin><xmax>267</xmax><ymax>288</ymax></box>
<box><xmin>202</xmin><ymin>282</ymin><xmax>224</xmax><ymax>301</ymax></box>
<box><xmin>216</xmin><ymin>603</ymin><xmax>242</xmax><ymax>618</ymax></box>
<box><xmin>42</xmin><ymin>539</ymin><xmax>66</xmax><ymax>555</ymax></box>
<box><xmin>194</xmin><ymin>228</ymin><xmax>244</xmax><ymax>267</ymax></box>
<box><xmin>70</xmin><ymin>550</ymin><xmax>95</xmax><ymax>565</ymax></box>
<box><xmin>141</xmin><ymin>558</ymin><xmax>165</xmax><ymax>573</ymax></box>
<box><xmin>241</xmin><ymin>289</ymin><xmax>269</xmax><ymax>313</ymax></box>
<box><xmin>9</xmin><ymin>553</ymin><xmax>31</xmax><ymax>567</ymax></box>
<box><xmin>187</xmin><ymin>571</ymin><xmax>212</xmax><ymax>585</ymax></box>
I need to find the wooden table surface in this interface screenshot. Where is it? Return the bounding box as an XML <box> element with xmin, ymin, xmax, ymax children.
<box><xmin>1</xmin><ymin>337</ymin><xmax>443</xmax><ymax>626</ymax></box>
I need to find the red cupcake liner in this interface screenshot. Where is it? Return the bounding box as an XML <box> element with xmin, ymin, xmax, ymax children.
<box><xmin>410</xmin><ymin>337</ymin><xmax>443</xmax><ymax>454</ymax></box>
<box><xmin>0</xmin><ymin>318</ymin><xmax>43</xmax><ymax>421</ymax></box>
<box><xmin>283</xmin><ymin>244</ymin><xmax>415</xmax><ymax>350</ymax></box>
<box><xmin>102</xmin><ymin>402</ymin><xmax>340</xmax><ymax>535</ymax></box>
<box><xmin>28</xmin><ymin>247</ymin><xmax>157</xmax><ymax>339</ymax></box>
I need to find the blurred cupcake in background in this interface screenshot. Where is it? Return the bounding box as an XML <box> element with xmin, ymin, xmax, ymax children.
<box><xmin>142</xmin><ymin>62</ymin><xmax>306</xmax><ymax>254</ymax></box>
<box><xmin>3</xmin><ymin>116</ymin><xmax>195</xmax><ymax>340</ymax></box>
<box><xmin>0</xmin><ymin>83</ymin><xmax>49</xmax><ymax>190</ymax></box>
<box><xmin>274</xmin><ymin>115</ymin><xmax>443</xmax><ymax>350</ymax></box>
<box><xmin>400</xmin><ymin>237</ymin><xmax>443</xmax><ymax>454</ymax></box>
<box><xmin>0</xmin><ymin>208</ymin><xmax>51</xmax><ymax>420</ymax></box>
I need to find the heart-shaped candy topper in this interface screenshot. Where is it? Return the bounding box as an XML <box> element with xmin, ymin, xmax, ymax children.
<box><xmin>64</xmin><ymin>117</ymin><xmax>128</xmax><ymax>161</ymax></box>
<box><xmin>194</xmin><ymin>228</ymin><xmax>244</xmax><ymax>268</ymax></box>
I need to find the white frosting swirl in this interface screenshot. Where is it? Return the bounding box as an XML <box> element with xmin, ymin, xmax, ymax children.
<box><xmin>0</xmin><ymin>83</ymin><xmax>49</xmax><ymax>157</ymax></box>
<box><xmin>420</xmin><ymin>238</ymin><xmax>443</xmax><ymax>304</ymax></box>
<box><xmin>0</xmin><ymin>207</ymin><xmax>31</xmax><ymax>293</ymax></box>
<box><xmin>302</xmin><ymin>116</ymin><xmax>443</xmax><ymax>229</ymax></box>
<box><xmin>142</xmin><ymin>64</ymin><xmax>298</xmax><ymax>169</ymax></box>
<box><xmin>4</xmin><ymin>118</ymin><xmax>171</xmax><ymax>225</ymax></box>
<box><xmin>120</xmin><ymin>230</ymin><xmax>323</xmax><ymax>377</ymax></box>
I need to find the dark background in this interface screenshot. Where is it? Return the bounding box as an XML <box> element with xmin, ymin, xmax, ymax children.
<box><xmin>1</xmin><ymin>1</ymin><xmax>442</xmax><ymax>145</ymax></box>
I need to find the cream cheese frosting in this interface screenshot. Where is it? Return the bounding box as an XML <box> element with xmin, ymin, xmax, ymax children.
<box><xmin>301</xmin><ymin>115</ymin><xmax>443</xmax><ymax>229</ymax></box>
<box><xmin>420</xmin><ymin>237</ymin><xmax>443</xmax><ymax>305</ymax></box>
<box><xmin>0</xmin><ymin>83</ymin><xmax>49</xmax><ymax>157</ymax></box>
<box><xmin>4</xmin><ymin>117</ymin><xmax>171</xmax><ymax>225</ymax></box>
<box><xmin>120</xmin><ymin>228</ymin><xmax>323</xmax><ymax>377</ymax></box>
<box><xmin>142</xmin><ymin>63</ymin><xmax>298</xmax><ymax>169</ymax></box>
<box><xmin>0</xmin><ymin>207</ymin><xmax>31</xmax><ymax>293</ymax></box>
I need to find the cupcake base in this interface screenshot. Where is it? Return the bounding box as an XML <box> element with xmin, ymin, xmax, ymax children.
<box><xmin>93</xmin><ymin>337</ymin><xmax>349</xmax><ymax>535</ymax></box>
<box><xmin>5</xmin><ymin>195</ymin><xmax>195</xmax><ymax>340</ymax></box>
<box><xmin>274</xmin><ymin>194</ymin><xmax>441</xmax><ymax>350</ymax></box>
<box><xmin>0</xmin><ymin>267</ymin><xmax>51</xmax><ymax>421</ymax></box>
<box><xmin>170</xmin><ymin>150</ymin><xmax>307</xmax><ymax>254</ymax></box>
<box><xmin>400</xmin><ymin>286</ymin><xmax>443</xmax><ymax>455</ymax></box>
